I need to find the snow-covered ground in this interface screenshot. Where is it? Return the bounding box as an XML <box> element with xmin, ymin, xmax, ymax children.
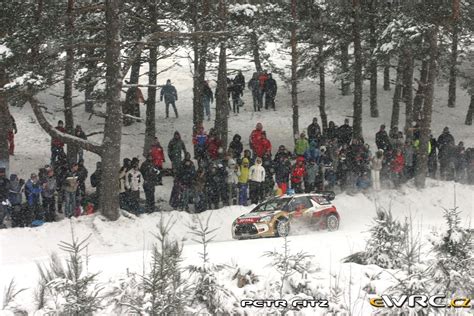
<box><xmin>1</xmin><ymin>47</ymin><xmax>473</xmax><ymax>314</ymax></box>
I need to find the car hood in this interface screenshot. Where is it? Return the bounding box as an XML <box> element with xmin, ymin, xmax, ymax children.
<box><xmin>236</xmin><ymin>211</ymin><xmax>278</xmax><ymax>224</ymax></box>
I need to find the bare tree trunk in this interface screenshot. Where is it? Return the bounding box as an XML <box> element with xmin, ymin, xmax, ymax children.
<box><xmin>383</xmin><ymin>55</ymin><xmax>390</xmax><ymax>91</ymax></box>
<box><xmin>251</xmin><ymin>31</ymin><xmax>262</xmax><ymax>73</ymax></box>
<box><xmin>84</xmin><ymin>47</ymin><xmax>96</xmax><ymax>113</ymax></box>
<box><xmin>64</xmin><ymin>0</ymin><xmax>77</xmax><ymax>164</ymax></box>
<box><xmin>129</xmin><ymin>53</ymin><xmax>141</xmax><ymax>85</ymax></box>
<box><xmin>413</xmin><ymin>59</ymin><xmax>428</xmax><ymax>121</ymax></box>
<box><xmin>100</xmin><ymin>0</ymin><xmax>122</xmax><ymax>220</ymax></box>
<box><xmin>369</xmin><ymin>0</ymin><xmax>378</xmax><ymax>118</ymax></box>
<box><xmin>144</xmin><ymin>4</ymin><xmax>158</xmax><ymax>156</ymax></box>
<box><xmin>447</xmin><ymin>21</ymin><xmax>458</xmax><ymax>108</ymax></box>
<box><xmin>352</xmin><ymin>0</ymin><xmax>363</xmax><ymax>139</ymax></box>
<box><xmin>214</xmin><ymin>0</ymin><xmax>228</xmax><ymax>147</ymax></box>
<box><xmin>415</xmin><ymin>27</ymin><xmax>438</xmax><ymax>189</ymax></box>
<box><xmin>144</xmin><ymin>45</ymin><xmax>157</xmax><ymax>156</ymax></box>
<box><xmin>291</xmin><ymin>0</ymin><xmax>299</xmax><ymax>137</ymax></box>
<box><xmin>465</xmin><ymin>94</ymin><xmax>473</xmax><ymax>125</ymax></box>
<box><xmin>340</xmin><ymin>42</ymin><xmax>351</xmax><ymax>96</ymax></box>
<box><xmin>318</xmin><ymin>45</ymin><xmax>328</xmax><ymax>132</ymax></box>
<box><xmin>390</xmin><ymin>55</ymin><xmax>403</xmax><ymax>130</ymax></box>
<box><xmin>403</xmin><ymin>47</ymin><xmax>414</xmax><ymax>132</ymax></box>
<box><xmin>192</xmin><ymin>0</ymin><xmax>209</xmax><ymax>129</ymax></box>
<box><xmin>0</xmin><ymin>68</ymin><xmax>11</xmax><ymax>175</ymax></box>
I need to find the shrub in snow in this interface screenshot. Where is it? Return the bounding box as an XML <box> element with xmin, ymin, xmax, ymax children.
<box><xmin>107</xmin><ymin>217</ymin><xmax>190</xmax><ymax>315</ymax></box>
<box><xmin>346</xmin><ymin>207</ymin><xmax>408</xmax><ymax>269</ymax></box>
<box><xmin>35</xmin><ymin>231</ymin><xmax>104</xmax><ymax>315</ymax></box>
<box><xmin>1</xmin><ymin>279</ymin><xmax>27</xmax><ymax>315</ymax></box>
<box><xmin>428</xmin><ymin>207</ymin><xmax>473</xmax><ymax>297</ymax></box>
<box><xmin>187</xmin><ymin>214</ymin><xmax>237</xmax><ymax>315</ymax></box>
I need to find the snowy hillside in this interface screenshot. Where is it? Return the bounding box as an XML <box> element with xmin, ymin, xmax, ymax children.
<box><xmin>1</xmin><ymin>42</ymin><xmax>473</xmax><ymax>316</ymax></box>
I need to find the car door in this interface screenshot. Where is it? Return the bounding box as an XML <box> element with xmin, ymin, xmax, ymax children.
<box><xmin>289</xmin><ymin>196</ymin><xmax>313</xmax><ymax>219</ymax></box>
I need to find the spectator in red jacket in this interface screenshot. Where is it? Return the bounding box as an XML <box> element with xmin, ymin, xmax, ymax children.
<box><xmin>249</xmin><ymin>122</ymin><xmax>264</xmax><ymax>158</ymax></box>
<box><xmin>254</xmin><ymin>131</ymin><xmax>272</xmax><ymax>158</ymax></box>
<box><xmin>51</xmin><ymin>120</ymin><xmax>66</xmax><ymax>164</ymax></box>
<box><xmin>391</xmin><ymin>149</ymin><xmax>405</xmax><ymax>188</ymax></box>
<box><xmin>206</xmin><ymin>131</ymin><xmax>222</xmax><ymax>161</ymax></box>
<box><xmin>291</xmin><ymin>157</ymin><xmax>306</xmax><ymax>193</ymax></box>
<box><xmin>149</xmin><ymin>137</ymin><xmax>165</xmax><ymax>169</ymax></box>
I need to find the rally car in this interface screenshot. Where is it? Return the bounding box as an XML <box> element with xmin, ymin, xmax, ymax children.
<box><xmin>232</xmin><ymin>192</ymin><xmax>340</xmax><ymax>240</ymax></box>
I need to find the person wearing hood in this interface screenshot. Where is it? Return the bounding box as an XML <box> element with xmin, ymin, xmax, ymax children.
<box><xmin>205</xmin><ymin>164</ymin><xmax>221</xmax><ymax>210</ymax></box>
<box><xmin>248</xmin><ymin>72</ymin><xmax>260</xmax><ymax>111</ymax></box>
<box><xmin>229</xmin><ymin>134</ymin><xmax>243</xmax><ymax>159</ymax></box>
<box><xmin>226</xmin><ymin>156</ymin><xmax>240</xmax><ymax>205</ymax></box>
<box><xmin>307</xmin><ymin>117</ymin><xmax>321</xmax><ymax>145</ymax></box>
<box><xmin>375</xmin><ymin>124</ymin><xmax>390</xmax><ymax>152</ymax></box>
<box><xmin>291</xmin><ymin>157</ymin><xmax>305</xmax><ymax>193</ymax></box>
<box><xmin>274</xmin><ymin>149</ymin><xmax>291</xmax><ymax>194</ymax></box>
<box><xmin>248</xmin><ymin>157</ymin><xmax>266</xmax><ymax>204</ymax></box>
<box><xmin>294</xmin><ymin>132</ymin><xmax>309</xmax><ymax>157</ymax></box>
<box><xmin>160</xmin><ymin>79</ymin><xmax>179</xmax><ymax>118</ymax></box>
<box><xmin>149</xmin><ymin>137</ymin><xmax>165</xmax><ymax>183</ymax></box>
<box><xmin>25</xmin><ymin>173</ymin><xmax>43</xmax><ymax>221</ymax></box>
<box><xmin>8</xmin><ymin>174</ymin><xmax>25</xmax><ymax>227</ymax></box>
<box><xmin>249</xmin><ymin>123</ymin><xmax>264</xmax><ymax>158</ymax></box>
<box><xmin>41</xmin><ymin>167</ymin><xmax>57</xmax><ymax>222</ymax></box>
<box><xmin>305</xmin><ymin>140</ymin><xmax>321</xmax><ymax>163</ymax></box>
<box><xmin>262</xmin><ymin>153</ymin><xmax>275</xmax><ymax>197</ymax></box>
<box><xmin>192</xmin><ymin>124</ymin><xmax>208</xmax><ymax>162</ymax></box>
<box><xmin>304</xmin><ymin>159</ymin><xmax>318</xmax><ymax>193</ymax></box>
<box><xmin>264</xmin><ymin>73</ymin><xmax>277</xmax><ymax>110</ymax></box>
<box><xmin>168</xmin><ymin>131</ymin><xmax>187</xmax><ymax>174</ymax></box>
<box><xmin>238</xmin><ymin>158</ymin><xmax>250</xmax><ymax>206</ymax></box>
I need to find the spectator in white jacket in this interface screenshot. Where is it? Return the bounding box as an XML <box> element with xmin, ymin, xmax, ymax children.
<box><xmin>248</xmin><ymin>157</ymin><xmax>266</xmax><ymax>204</ymax></box>
<box><xmin>226</xmin><ymin>158</ymin><xmax>240</xmax><ymax>205</ymax></box>
<box><xmin>125</xmin><ymin>162</ymin><xmax>142</xmax><ymax>213</ymax></box>
<box><xmin>371</xmin><ymin>150</ymin><xmax>383</xmax><ymax>191</ymax></box>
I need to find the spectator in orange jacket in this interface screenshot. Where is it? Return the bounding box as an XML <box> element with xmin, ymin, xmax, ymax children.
<box><xmin>206</xmin><ymin>131</ymin><xmax>222</xmax><ymax>161</ymax></box>
<box><xmin>391</xmin><ymin>149</ymin><xmax>405</xmax><ymax>188</ymax></box>
<box><xmin>51</xmin><ymin>120</ymin><xmax>66</xmax><ymax>165</ymax></box>
<box><xmin>291</xmin><ymin>157</ymin><xmax>306</xmax><ymax>193</ymax></box>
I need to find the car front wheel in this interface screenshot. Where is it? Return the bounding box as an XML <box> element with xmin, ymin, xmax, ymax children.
<box><xmin>275</xmin><ymin>218</ymin><xmax>290</xmax><ymax>237</ymax></box>
<box><xmin>326</xmin><ymin>214</ymin><xmax>339</xmax><ymax>231</ymax></box>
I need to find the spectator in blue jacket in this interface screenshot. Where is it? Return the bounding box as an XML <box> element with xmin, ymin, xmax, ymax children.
<box><xmin>25</xmin><ymin>173</ymin><xmax>43</xmax><ymax>221</ymax></box>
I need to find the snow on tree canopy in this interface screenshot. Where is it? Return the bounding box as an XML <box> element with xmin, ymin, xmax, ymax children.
<box><xmin>0</xmin><ymin>44</ymin><xmax>12</xmax><ymax>60</ymax></box>
<box><xmin>228</xmin><ymin>4</ymin><xmax>258</xmax><ymax>17</ymax></box>
<box><xmin>4</xmin><ymin>72</ymin><xmax>45</xmax><ymax>90</ymax></box>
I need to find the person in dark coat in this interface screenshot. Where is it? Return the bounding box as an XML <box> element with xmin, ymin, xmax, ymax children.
<box><xmin>337</xmin><ymin>119</ymin><xmax>352</xmax><ymax>146</ymax></box>
<box><xmin>274</xmin><ymin>150</ymin><xmax>292</xmax><ymax>194</ymax></box>
<box><xmin>123</xmin><ymin>86</ymin><xmax>145</xmax><ymax>125</ymax></box>
<box><xmin>454</xmin><ymin>141</ymin><xmax>467</xmax><ymax>182</ymax></box>
<box><xmin>168</xmin><ymin>131</ymin><xmax>187</xmax><ymax>174</ymax></box>
<box><xmin>90</xmin><ymin>161</ymin><xmax>102</xmax><ymax>205</ymax></box>
<box><xmin>7</xmin><ymin>115</ymin><xmax>17</xmax><ymax>156</ymax></box>
<box><xmin>234</xmin><ymin>71</ymin><xmax>245</xmax><ymax>92</ymax></box>
<box><xmin>51</xmin><ymin>120</ymin><xmax>66</xmax><ymax>165</ymax></box>
<box><xmin>0</xmin><ymin>168</ymin><xmax>10</xmax><ymax>227</ymax></box>
<box><xmin>160</xmin><ymin>79</ymin><xmax>179</xmax><ymax>118</ymax></box>
<box><xmin>74</xmin><ymin>125</ymin><xmax>87</xmax><ymax>162</ymax></box>
<box><xmin>438</xmin><ymin>127</ymin><xmax>455</xmax><ymax>180</ymax></box>
<box><xmin>248</xmin><ymin>72</ymin><xmax>261</xmax><ymax>111</ymax></box>
<box><xmin>40</xmin><ymin>167</ymin><xmax>57</xmax><ymax>222</ymax></box>
<box><xmin>205</xmin><ymin>164</ymin><xmax>221</xmax><ymax>210</ymax></box>
<box><xmin>76</xmin><ymin>159</ymin><xmax>88</xmax><ymax>204</ymax></box>
<box><xmin>140</xmin><ymin>155</ymin><xmax>161</xmax><ymax>212</ymax></box>
<box><xmin>25</xmin><ymin>173</ymin><xmax>43</xmax><ymax>221</ymax></box>
<box><xmin>202</xmin><ymin>81</ymin><xmax>214</xmax><ymax>121</ymax></box>
<box><xmin>307</xmin><ymin>117</ymin><xmax>321</xmax><ymax>145</ymax></box>
<box><xmin>230</xmin><ymin>79</ymin><xmax>243</xmax><ymax>114</ymax></box>
<box><xmin>8</xmin><ymin>174</ymin><xmax>26</xmax><ymax>227</ymax></box>
<box><xmin>177</xmin><ymin>153</ymin><xmax>196</xmax><ymax>211</ymax></box>
<box><xmin>229</xmin><ymin>134</ymin><xmax>243</xmax><ymax>159</ymax></box>
<box><xmin>375</xmin><ymin>124</ymin><xmax>391</xmax><ymax>152</ymax></box>
<box><xmin>264</xmin><ymin>74</ymin><xmax>277</xmax><ymax>110</ymax></box>
<box><xmin>336</xmin><ymin>154</ymin><xmax>350</xmax><ymax>190</ymax></box>
<box><xmin>427</xmin><ymin>134</ymin><xmax>438</xmax><ymax>178</ymax></box>
<box><xmin>325</xmin><ymin>121</ymin><xmax>338</xmax><ymax>143</ymax></box>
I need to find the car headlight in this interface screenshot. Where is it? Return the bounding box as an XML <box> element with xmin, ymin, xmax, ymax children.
<box><xmin>260</xmin><ymin>215</ymin><xmax>272</xmax><ymax>222</ymax></box>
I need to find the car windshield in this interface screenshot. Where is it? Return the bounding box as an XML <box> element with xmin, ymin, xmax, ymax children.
<box><xmin>251</xmin><ymin>197</ymin><xmax>292</xmax><ymax>213</ymax></box>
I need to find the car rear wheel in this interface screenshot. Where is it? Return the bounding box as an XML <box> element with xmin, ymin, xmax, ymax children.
<box><xmin>326</xmin><ymin>214</ymin><xmax>339</xmax><ymax>231</ymax></box>
<box><xmin>275</xmin><ymin>218</ymin><xmax>290</xmax><ymax>237</ymax></box>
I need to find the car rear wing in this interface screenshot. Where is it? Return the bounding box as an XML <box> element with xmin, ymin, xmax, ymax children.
<box><xmin>311</xmin><ymin>190</ymin><xmax>336</xmax><ymax>201</ymax></box>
